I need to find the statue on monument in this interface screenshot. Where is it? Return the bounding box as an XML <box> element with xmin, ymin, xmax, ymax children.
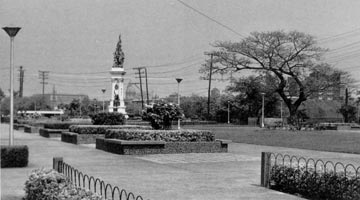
<box><xmin>113</xmin><ymin>34</ymin><xmax>125</xmax><ymax>68</ymax></box>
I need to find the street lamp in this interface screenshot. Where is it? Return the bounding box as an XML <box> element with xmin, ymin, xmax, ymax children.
<box><xmin>227</xmin><ymin>100</ymin><xmax>230</xmax><ymax>124</ymax></box>
<box><xmin>101</xmin><ymin>89</ymin><xmax>106</xmax><ymax>112</ymax></box>
<box><xmin>3</xmin><ymin>26</ymin><xmax>21</xmax><ymax>146</ymax></box>
<box><xmin>261</xmin><ymin>92</ymin><xmax>265</xmax><ymax>128</ymax></box>
<box><xmin>176</xmin><ymin>78</ymin><xmax>183</xmax><ymax>130</ymax></box>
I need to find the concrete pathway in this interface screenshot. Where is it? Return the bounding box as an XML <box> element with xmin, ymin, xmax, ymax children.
<box><xmin>2</xmin><ymin>124</ymin><xmax>360</xmax><ymax>200</ymax></box>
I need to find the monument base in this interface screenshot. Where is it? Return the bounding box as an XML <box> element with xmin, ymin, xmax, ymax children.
<box><xmin>108</xmin><ymin>106</ymin><xmax>127</xmax><ymax>118</ymax></box>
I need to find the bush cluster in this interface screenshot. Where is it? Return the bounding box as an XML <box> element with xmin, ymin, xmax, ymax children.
<box><xmin>105</xmin><ymin>129</ymin><xmax>215</xmax><ymax>142</ymax></box>
<box><xmin>69</xmin><ymin>125</ymin><xmax>151</xmax><ymax>135</ymax></box>
<box><xmin>1</xmin><ymin>145</ymin><xmax>29</xmax><ymax>168</ymax></box>
<box><xmin>142</xmin><ymin>103</ymin><xmax>183</xmax><ymax>129</ymax></box>
<box><xmin>90</xmin><ymin>112</ymin><xmax>125</xmax><ymax>125</ymax></box>
<box><xmin>24</xmin><ymin>168</ymin><xmax>105</xmax><ymax>200</ymax></box>
<box><xmin>44</xmin><ymin>123</ymin><xmax>76</xmax><ymax>129</ymax></box>
<box><xmin>270</xmin><ymin>165</ymin><xmax>360</xmax><ymax>200</ymax></box>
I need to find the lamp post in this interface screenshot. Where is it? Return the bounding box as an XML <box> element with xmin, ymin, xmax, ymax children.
<box><xmin>261</xmin><ymin>93</ymin><xmax>265</xmax><ymax>128</ymax></box>
<box><xmin>176</xmin><ymin>78</ymin><xmax>183</xmax><ymax>130</ymax></box>
<box><xmin>3</xmin><ymin>26</ymin><xmax>21</xmax><ymax>146</ymax></box>
<box><xmin>101</xmin><ymin>89</ymin><xmax>106</xmax><ymax>112</ymax></box>
<box><xmin>227</xmin><ymin>100</ymin><xmax>230</xmax><ymax>124</ymax></box>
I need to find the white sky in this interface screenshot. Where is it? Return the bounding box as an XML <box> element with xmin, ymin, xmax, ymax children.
<box><xmin>1</xmin><ymin>0</ymin><xmax>360</xmax><ymax>100</ymax></box>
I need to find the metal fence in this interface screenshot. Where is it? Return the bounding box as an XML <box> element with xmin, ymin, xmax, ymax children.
<box><xmin>53</xmin><ymin>157</ymin><xmax>146</xmax><ymax>200</ymax></box>
<box><xmin>260</xmin><ymin>152</ymin><xmax>360</xmax><ymax>188</ymax></box>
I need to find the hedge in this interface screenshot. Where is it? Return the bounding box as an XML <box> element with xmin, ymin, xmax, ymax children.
<box><xmin>270</xmin><ymin>165</ymin><xmax>360</xmax><ymax>200</ymax></box>
<box><xmin>24</xmin><ymin>168</ymin><xmax>104</xmax><ymax>200</ymax></box>
<box><xmin>1</xmin><ymin>145</ymin><xmax>29</xmax><ymax>168</ymax></box>
<box><xmin>105</xmin><ymin>129</ymin><xmax>215</xmax><ymax>142</ymax></box>
<box><xmin>44</xmin><ymin>123</ymin><xmax>80</xmax><ymax>129</ymax></box>
<box><xmin>69</xmin><ymin>125</ymin><xmax>152</xmax><ymax>135</ymax></box>
<box><xmin>90</xmin><ymin>112</ymin><xmax>126</xmax><ymax>125</ymax></box>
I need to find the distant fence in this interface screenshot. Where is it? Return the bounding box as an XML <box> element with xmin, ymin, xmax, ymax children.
<box><xmin>260</xmin><ymin>152</ymin><xmax>360</xmax><ymax>187</ymax></box>
<box><xmin>53</xmin><ymin>157</ymin><xmax>146</xmax><ymax>200</ymax></box>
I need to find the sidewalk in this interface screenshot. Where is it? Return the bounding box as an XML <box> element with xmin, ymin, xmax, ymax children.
<box><xmin>2</xmin><ymin>124</ymin><xmax>360</xmax><ymax>200</ymax></box>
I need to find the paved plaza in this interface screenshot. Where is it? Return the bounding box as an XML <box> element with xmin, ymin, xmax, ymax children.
<box><xmin>2</xmin><ymin>124</ymin><xmax>360</xmax><ymax>200</ymax></box>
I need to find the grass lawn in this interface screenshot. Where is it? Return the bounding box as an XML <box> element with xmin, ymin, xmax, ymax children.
<box><xmin>185</xmin><ymin>125</ymin><xmax>360</xmax><ymax>154</ymax></box>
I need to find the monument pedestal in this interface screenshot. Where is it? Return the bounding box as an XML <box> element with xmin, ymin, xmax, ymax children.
<box><xmin>108</xmin><ymin>67</ymin><xmax>126</xmax><ymax>114</ymax></box>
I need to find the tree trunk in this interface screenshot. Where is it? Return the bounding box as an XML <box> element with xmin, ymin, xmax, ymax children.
<box><xmin>288</xmin><ymin>106</ymin><xmax>302</xmax><ymax>130</ymax></box>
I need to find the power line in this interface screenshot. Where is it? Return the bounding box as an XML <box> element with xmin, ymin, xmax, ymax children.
<box><xmin>175</xmin><ymin>0</ymin><xmax>245</xmax><ymax>38</ymax></box>
<box><xmin>318</xmin><ymin>27</ymin><xmax>360</xmax><ymax>43</ymax></box>
<box><xmin>38</xmin><ymin>71</ymin><xmax>49</xmax><ymax>97</ymax></box>
<box><xmin>146</xmin><ymin>57</ymin><xmax>202</xmax><ymax>68</ymax></box>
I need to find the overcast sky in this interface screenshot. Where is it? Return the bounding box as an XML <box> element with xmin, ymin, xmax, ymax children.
<box><xmin>1</xmin><ymin>0</ymin><xmax>360</xmax><ymax>100</ymax></box>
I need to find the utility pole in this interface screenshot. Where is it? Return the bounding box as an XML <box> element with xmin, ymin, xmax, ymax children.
<box><xmin>144</xmin><ymin>67</ymin><xmax>149</xmax><ymax>105</ymax></box>
<box><xmin>205</xmin><ymin>53</ymin><xmax>214</xmax><ymax>120</ymax></box>
<box><xmin>133</xmin><ymin>67</ymin><xmax>144</xmax><ymax>110</ymax></box>
<box><xmin>18</xmin><ymin>66</ymin><xmax>24</xmax><ymax>97</ymax></box>
<box><xmin>38</xmin><ymin>71</ymin><xmax>49</xmax><ymax>98</ymax></box>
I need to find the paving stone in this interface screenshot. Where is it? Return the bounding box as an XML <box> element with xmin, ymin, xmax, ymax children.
<box><xmin>136</xmin><ymin>153</ymin><xmax>260</xmax><ymax>164</ymax></box>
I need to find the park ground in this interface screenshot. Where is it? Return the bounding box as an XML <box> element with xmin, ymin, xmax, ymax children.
<box><xmin>2</xmin><ymin>124</ymin><xmax>360</xmax><ymax>200</ymax></box>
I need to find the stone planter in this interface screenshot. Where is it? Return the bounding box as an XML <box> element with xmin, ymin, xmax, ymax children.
<box><xmin>39</xmin><ymin>128</ymin><xmax>65</xmax><ymax>138</ymax></box>
<box><xmin>61</xmin><ymin>132</ymin><xmax>104</xmax><ymax>144</ymax></box>
<box><xmin>24</xmin><ymin>125</ymin><xmax>40</xmax><ymax>133</ymax></box>
<box><xmin>14</xmin><ymin>123</ymin><xmax>25</xmax><ymax>130</ymax></box>
<box><xmin>96</xmin><ymin>138</ymin><xmax>231</xmax><ymax>155</ymax></box>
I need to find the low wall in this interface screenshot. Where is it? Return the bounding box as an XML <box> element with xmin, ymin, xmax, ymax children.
<box><xmin>337</xmin><ymin>125</ymin><xmax>351</xmax><ymax>130</ymax></box>
<box><xmin>24</xmin><ymin>125</ymin><xmax>40</xmax><ymax>133</ymax></box>
<box><xmin>96</xmin><ymin>138</ymin><xmax>230</xmax><ymax>155</ymax></box>
<box><xmin>14</xmin><ymin>123</ymin><xmax>25</xmax><ymax>130</ymax></box>
<box><xmin>39</xmin><ymin>128</ymin><xmax>65</xmax><ymax>138</ymax></box>
<box><xmin>61</xmin><ymin>132</ymin><xmax>105</xmax><ymax>144</ymax></box>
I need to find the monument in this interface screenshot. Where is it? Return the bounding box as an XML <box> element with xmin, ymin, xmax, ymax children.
<box><xmin>108</xmin><ymin>35</ymin><xmax>126</xmax><ymax>114</ymax></box>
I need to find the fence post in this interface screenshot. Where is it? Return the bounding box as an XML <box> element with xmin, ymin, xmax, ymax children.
<box><xmin>261</xmin><ymin>152</ymin><xmax>271</xmax><ymax>188</ymax></box>
<box><xmin>53</xmin><ymin>157</ymin><xmax>63</xmax><ymax>173</ymax></box>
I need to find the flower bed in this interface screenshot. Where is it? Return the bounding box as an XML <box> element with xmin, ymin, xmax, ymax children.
<box><xmin>270</xmin><ymin>165</ymin><xmax>360</xmax><ymax>200</ymax></box>
<box><xmin>96</xmin><ymin>138</ymin><xmax>230</xmax><ymax>155</ymax></box>
<box><xmin>62</xmin><ymin>132</ymin><xmax>105</xmax><ymax>144</ymax></box>
<box><xmin>24</xmin><ymin>125</ymin><xmax>40</xmax><ymax>133</ymax></box>
<box><xmin>44</xmin><ymin>122</ymin><xmax>86</xmax><ymax>129</ymax></box>
<box><xmin>24</xmin><ymin>168</ymin><xmax>104</xmax><ymax>200</ymax></box>
<box><xmin>14</xmin><ymin>123</ymin><xmax>25</xmax><ymax>130</ymax></box>
<box><xmin>69</xmin><ymin>125</ymin><xmax>151</xmax><ymax>134</ymax></box>
<box><xmin>1</xmin><ymin>145</ymin><xmax>29</xmax><ymax>168</ymax></box>
<box><xmin>105</xmin><ymin>129</ymin><xmax>215</xmax><ymax>142</ymax></box>
<box><xmin>96</xmin><ymin>129</ymin><xmax>228</xmax><ymax>155</ymax></box>
<box><xmin>62</xmin><ymin>125</ymin><xmax>151</xmax><ymax>144</ymax></box>
<box><xmin>39</xmin><ymin>128</ymin><xmax>64</xmax><ymax>138</ymax></box>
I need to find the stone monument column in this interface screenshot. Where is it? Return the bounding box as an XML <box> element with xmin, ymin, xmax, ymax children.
<box><xmin>108</xmin><ymin>35</ymin><xmax>126</xmax><ymax>114</ymax></box>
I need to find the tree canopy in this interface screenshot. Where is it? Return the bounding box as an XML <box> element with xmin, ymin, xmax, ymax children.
<box><xmin>202</xmin><ymin>30</ymin><xmax>349</xmax><ymax>127</ymax></box>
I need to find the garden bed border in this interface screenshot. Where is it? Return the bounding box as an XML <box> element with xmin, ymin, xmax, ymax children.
<box><xmin>96</xmin><ymin>138</ymin><xmax>230</xmax><ymax>155</ymax></box>
<box><xmin>61</xmin><ymin>132</ymin><xmax>104</xmax><ymax>144</ymax></box>
<box><xmin>39</xmin><ymin>128</ymin><xmax>65</xmax><ymax>138</ymax></box>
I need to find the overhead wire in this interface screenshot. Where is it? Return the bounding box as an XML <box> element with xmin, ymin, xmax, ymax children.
<box><xmin>175</xmin><ymin>0</ymin><xmax>246</xmax><ymax>38</ymax></box>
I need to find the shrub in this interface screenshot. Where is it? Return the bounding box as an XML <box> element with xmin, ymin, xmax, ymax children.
<box><xmin>270</xmin><ymin>165</ymin><xmax>360</xmax><ymax>200</ymax></box>
<box><xmin>44</xmin><ymin>123</ymin><xmax>75</xmax><ymax>129</ymax></box>
<box><xmin>24</xmin><ymin>168</ymin><xmax>70</xmax><ymax>200</ymax></box>
<box><xmin>57</xmin><ymin>185</ymin><xmax>104</xmax><ymax>200</ymax></box>
<box><xmin>142</xmin><ymin>103</ymin><xmax>183</xmax><ymax>130</ymax></box>
<box><xmin>105</xmin><ymin>129</ymin><xmax>215</xmax><ymax>142</ymax></box>
<box><xmin>1</xmin><ymin>145</ymin><xmax>29</xmax><ymax>168</ymax></box>
<box><xmin>69</xmin><ymin>125</ymin><xmax>151</xmax><ymax>135</ymax></box>
<box><xmin>24</xmin><ymin>168</ymin><xmax>105</xmax><ymax>200</ymax></box>
<box><xmin>90</xmin><ymin>112</ymin><xmax>125</xmax><ymax>125</ymax></box>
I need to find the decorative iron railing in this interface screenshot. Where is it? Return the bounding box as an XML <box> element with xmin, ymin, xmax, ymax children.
<box><xmin>260</xmin><ymin>151</ymin><xmax>360</xmax><ymax>187</ymax></box>
<box><xmin>53</xmin><ymin>157</ymin><xmax>146</xmax><ymax>200</ymax></box>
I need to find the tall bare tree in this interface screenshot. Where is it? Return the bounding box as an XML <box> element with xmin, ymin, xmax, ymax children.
<box><xmin>202</xmin><ymin>30</ymin><xmax>348</xmax><ymax>127</ymax></box>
